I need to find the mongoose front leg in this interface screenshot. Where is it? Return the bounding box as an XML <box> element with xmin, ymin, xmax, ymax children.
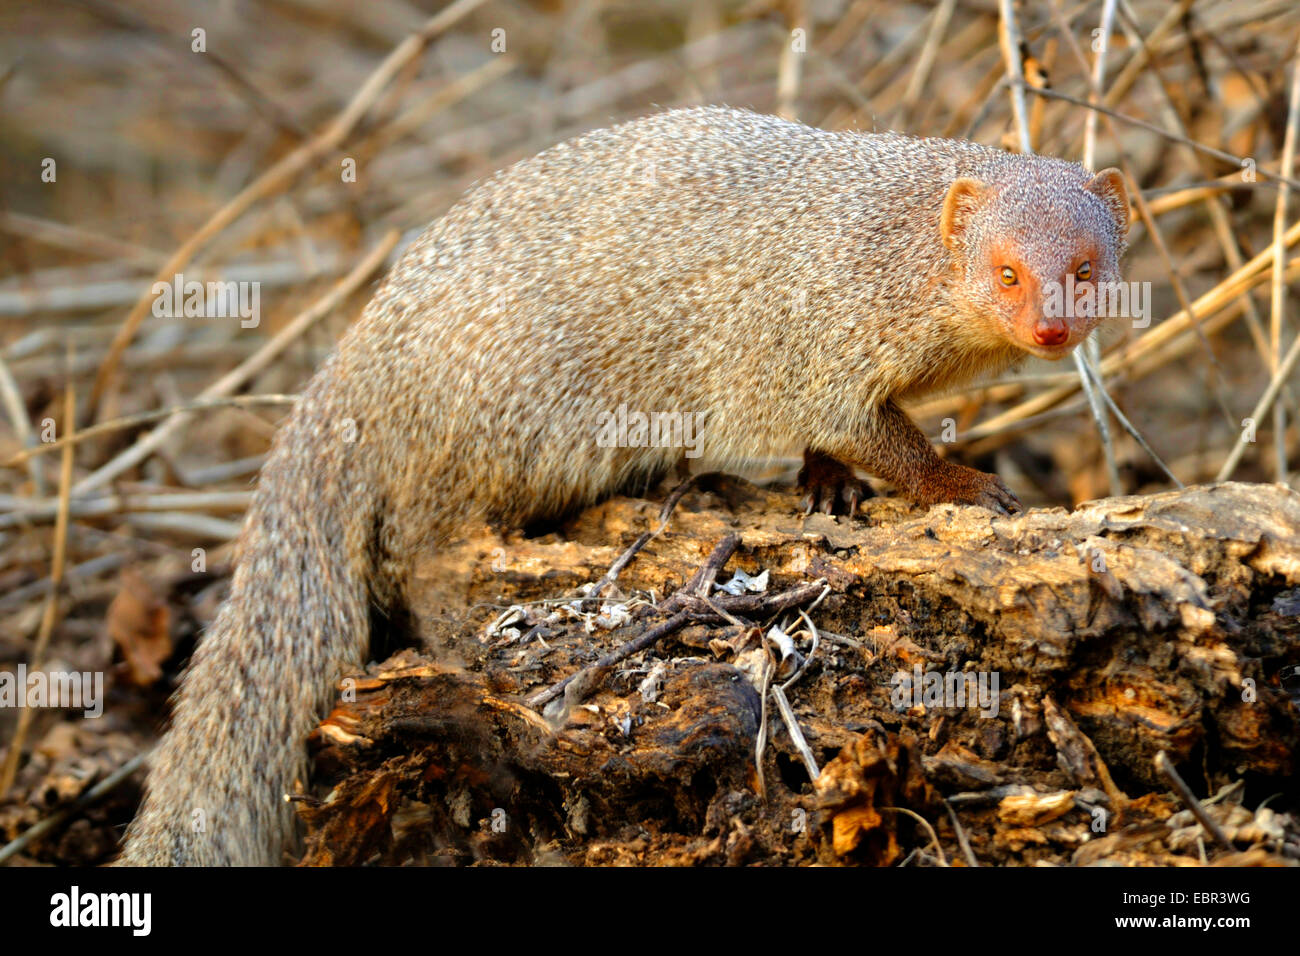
<box><xmin>833</xmin><ymin>399</ymin><xmax>1022</xmax><ymax>514</ymax></box>
<box><xmin>798</xmin><ymin>449</ymin><xmax>871</xmax><ymax>515</ymax></box>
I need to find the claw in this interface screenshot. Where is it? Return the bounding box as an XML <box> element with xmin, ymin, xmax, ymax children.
<box><xmin>797</xmin><ymin>450</ymin><xmax>871</xmax><ymax>518</ymax></box>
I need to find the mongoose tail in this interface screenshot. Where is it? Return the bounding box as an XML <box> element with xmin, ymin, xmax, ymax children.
<box><xmin>117</xmin><ymin>370</ymin><xmax>383</xmax><ymax>865</ymax></box>
<box><xmin>117</xmin><ymin>107</ymin><xmax>1130</xmax><ymax>865</ymax></box>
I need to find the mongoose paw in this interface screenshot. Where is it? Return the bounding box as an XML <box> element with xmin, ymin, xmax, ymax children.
<box><xmin>798</xmin><ymin>450</ymin><xmax>872</xmax><ymax>516</ymax></box>
<box><xmin>926</xmin><ymin>461</ymin><xmax>1022</xmax><ymax>515</ymax></box>
<box><xmin>970</xmin><ymin>474</ymin><xmax>1022</xmax><ymax>515</ymax></box>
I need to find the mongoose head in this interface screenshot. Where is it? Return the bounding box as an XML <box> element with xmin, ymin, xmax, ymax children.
<box><xmin>939</xmin><ymin>163</ymin><xmax>1130</xmax><ymax>360</ymax></box>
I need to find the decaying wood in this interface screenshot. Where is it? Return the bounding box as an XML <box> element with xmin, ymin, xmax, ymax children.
<box><xmin>297</xmin><ymin>480</ymin><xmax>1300</xmax><ymax>866</ymax></box>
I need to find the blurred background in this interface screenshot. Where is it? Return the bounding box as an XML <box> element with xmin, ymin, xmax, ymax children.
<box><xmin>1</xmin><ymin>0</ymin><xmax>1299</xmax><ymax>861</ymax></box>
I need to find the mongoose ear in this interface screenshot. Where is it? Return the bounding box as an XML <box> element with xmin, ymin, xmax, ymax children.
<box><xmin>1085</xmin><ymin>167</ymin><xmax>1131</xmax><ymax>236</ymax></box>
<box><xmin>940</xmin><ymin>177</ymin><xmax>987</xmax><ymax>251</ymax></box>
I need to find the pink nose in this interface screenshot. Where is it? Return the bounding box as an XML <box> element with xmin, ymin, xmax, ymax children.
<box><xmin>1033</xmin><ymin>320</ymin><xmax>1069</xmax><ymax>347</ymax></box>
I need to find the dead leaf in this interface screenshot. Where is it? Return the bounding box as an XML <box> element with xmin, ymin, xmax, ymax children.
<box><xmin>107</xmin><ymin>567</ymin><xmax>172</xmax><ymax>686</ymax></box>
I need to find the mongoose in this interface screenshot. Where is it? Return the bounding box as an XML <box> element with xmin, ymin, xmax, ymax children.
<box><xmin>118</xmin><ymin>106</ymin><xmax>1129</xmax><ymax>865</ymax></box>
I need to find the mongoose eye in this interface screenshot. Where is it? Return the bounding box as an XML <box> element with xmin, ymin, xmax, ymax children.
<box><xmin>999</xmin><ymin>266</ymin><xmax>1018</xmax><ymax>286</ymax></box>
<box><xmin>1076</xmin><ymin>261</ymin><xmax>1092</xmax><ymax>281</ymax></box>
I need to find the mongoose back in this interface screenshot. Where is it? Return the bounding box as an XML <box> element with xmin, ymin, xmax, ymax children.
<box><xmin>119</xmin><ymin>106</ymin><xmax>1129</xmax><ymax>865</ymax></box>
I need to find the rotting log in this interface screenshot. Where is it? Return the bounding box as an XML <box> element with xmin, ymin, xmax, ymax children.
<box><xmin>300</xmin><ymin>481</ymin><xmax>1300</xmax><ymax>866</ymax></box>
